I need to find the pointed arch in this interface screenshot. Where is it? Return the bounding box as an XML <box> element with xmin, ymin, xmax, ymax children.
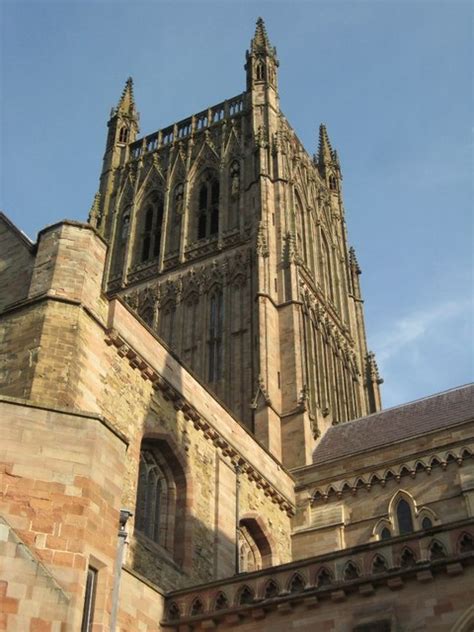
<box><xmin>429</xmin><ymin>539</ymin><xmax>446</xmax><ymax>560</ymax></box>
<box><xmin>167</xmin><ymin>602</ymin><xmax>180</xmax><ymax>621</ymax></box>
<box><xmin>134</xmin><ymin>435</ymin><xmax>188</xmax><ymax>566</ymax></box>
<box><xmin>136</xmin><ymin>191</ymin><xmax>164</xmax><ymax>263</ymax></box>
<box><xmin>236</xmin><ymin>585</ymin><xmax>254</xmax><ymax>606</ymax></box>
<box><xmin>263</xmin><ymin>578</ymin><xmax>280</xmax><ymax>599</ymax></box>
<box><xmin>372</xmin><ymin>517</ymin><xmax>393</xmax><ymax>541</ymax></box>
<box><xmin>399</xmin><ymin>546</ymin><xmax>416</xmax><ymax>568</ymax></box>
<box><xmin>190</xmin><ymin>597</ymin><xmax>204</xmax><ymax>616</ymax></box>
<box><xmin>238</xmin><ymin>513</ymin><xmax>276</xmax><ymax>568</ymax></box>
<box><xmin>288</xmin><ymin>572</ymin><xmax>306</xmax><ymax>593</ymax></box>
<box><xmin>167</xmin><ymin>181</ymin><xmax>184</xmax><ymax>254</ymax></box>
<box><xmin>388</xmin><ymin>490</ymin><xmax>417</xmax><ymax>532</ymax></box>
<box><xmin>192</xmin><ymin>168</ymin><xmax>220</xmax><ymax>241</ymax></box>
<box><xmin>343</xmin><ymin>560</ymin><xmax>360</xmax><ymax>581</ymax></box>
<box><xmin>214</xmin><ymin>592</ymin><xmax>229</xmax><ymax>611</ymax></box>
<box><xmin>418</xmin><ymin>506</ymin><xmax>438</xmax><ymax>531</ymax></box>
<box><xmin>315</xmin><ymin>566</ymin><xmax>333</xmax><ymax>587</ymax></box>
<box><xmin>372</xmin><ymin>554</ymin><xmax>388</xmax><ymax>574</ymax></box>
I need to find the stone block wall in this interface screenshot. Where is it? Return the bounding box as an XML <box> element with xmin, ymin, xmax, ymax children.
<box><xmin>0</xmin><ymin>399</ymin><xmax>127</xmax><ymax>630</ymax></box>
<box><xmin>0</xmin><ymin>219</ymin><xmax>294</xmax><ymax>599</ymax></box>
<box><xmin>0</xmin><ymin>214</ymin><xmax>34</xmax><ymax>312</ymax></box>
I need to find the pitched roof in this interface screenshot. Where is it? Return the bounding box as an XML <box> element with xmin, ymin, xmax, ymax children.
<box><xmin>312</xmin><ymin>384</ymin><xmax>474</xmax><ymax>465</ymax></box>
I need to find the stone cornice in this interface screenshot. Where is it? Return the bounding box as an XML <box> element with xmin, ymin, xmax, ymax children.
<box><xmin>305</xmin><ymin>443</ymin><xmax>473</xmax><ymax>503</ymax></box>
<box><xmin>104</xmin><ymin>328</ymin><xmax>295</xmax><ymax>516</ymax></box>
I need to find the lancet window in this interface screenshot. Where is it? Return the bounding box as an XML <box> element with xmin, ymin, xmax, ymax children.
<box><xmin>135</xmin><ymin>447</ymin><xmax>168</xmax><ymax>545</ymax></box>
<box><xmin>118</xmin><ymin>126</ymin><xmax>129</xmax><ymax>143</ymax></box>
<box><xmin>197</xmin><ymin>171</ymin><xmax>219</xmax><ymax>240</ymax></box>
<box><xmin>140</xmin><ymin>193</ymin><xmax>164</xmax><ymax>262</ymax></box>
<box><xmin>134</xmin><ymin>440</ymin><xmax>187</xmax><ymax>564</ymax></box>
<box><xmin>396</xmin><ymin>498</ymin><xmax>414</xmax><ymax>535</ymax></box>
<box><xmin>168</xmin><ymin>183</ymin><xmax>184</xmax><ymax>253</ymax></box>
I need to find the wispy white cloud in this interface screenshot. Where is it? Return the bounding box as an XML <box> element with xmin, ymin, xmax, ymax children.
<box><xmin>372</xmin><ymin>298</ymin><xmax>473</xmax><ymax>408</ymax></box>
<box><xmin>374</xmin><ymin>299</ymin><xmax>471</xmax><ymax>364</ymax></box>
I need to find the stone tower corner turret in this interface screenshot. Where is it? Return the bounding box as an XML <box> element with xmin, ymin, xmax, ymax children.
<box><xmin>94</xmin><ymin>77</ymin><xmax>140</xmax><ymax>239</ymax></box>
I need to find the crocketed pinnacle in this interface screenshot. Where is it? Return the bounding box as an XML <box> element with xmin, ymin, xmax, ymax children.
<box><xmin>87</xmin><ymin>192</ymin><xmax>102</xmax><ymax>228</ymax></box>
<box><xmin>251</xmin><ymin>17</ymin><xmax>277</xmax><ymax>57</ymax></box>
<box><xmin>318</xmin><ymin>124</ymin><xmax>334</xmax><ymax>165</ymax></box>
<box><xmin>367</xmin><ymin>351</ymin><xmax>384</xmax><ymax>385</ymax></box>
<box><xmin>349</xmin><ymin>247</ymin><xmax>361</xmax><ymax>274</ymax></box>
<box><xmin>253</xmin><ymin>17</ymin><xmax>270</xmax><ymax>50</ymax></box>
<box><xmin>115</xmin><ymin>77</ymin><xmax>136</xmax><ymax>117</ymax></box>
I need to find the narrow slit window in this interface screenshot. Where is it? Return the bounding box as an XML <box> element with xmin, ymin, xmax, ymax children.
<box><xmin>81</xmin><ymin>567</ymin><xmax>98</xmax><ymax>632</ymax></box>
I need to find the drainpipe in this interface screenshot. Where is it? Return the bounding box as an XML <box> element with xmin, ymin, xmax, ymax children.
<box><xmin>109</xmin><ymin>509</ymin><xmax>133</xmax><ymax>631</ymax></box>
<box><xmin>235</xmin><ymin>464</ymin><xmax>241</xmax><ymax>574</ymax></box>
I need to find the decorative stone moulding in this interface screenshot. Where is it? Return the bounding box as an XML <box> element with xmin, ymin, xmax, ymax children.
<box><xmin>161</xmin><ymin>521</ymin><xmax>474</xmax><ymax>628</ymax></box>
<box><xmin>104</xmin><ymin>328</ymin><xmax>294</xmax><ymax>516</ymax></box>
<box><xmin>310</xmin><ymin>447</ymin><xmax>473</xmax><ymax>504</ymax></box>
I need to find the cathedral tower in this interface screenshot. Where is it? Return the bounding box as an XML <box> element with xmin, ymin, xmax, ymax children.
<box><xmin>91</xmin><ymin>19</ymin><xmax>382</xmax><ymax>468</ymax></box>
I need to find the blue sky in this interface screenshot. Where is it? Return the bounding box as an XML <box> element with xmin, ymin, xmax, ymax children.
<box><xmin>1</xmin><ymin>0</ymin><xmax>472</xmax><ymax>407</ymax></box>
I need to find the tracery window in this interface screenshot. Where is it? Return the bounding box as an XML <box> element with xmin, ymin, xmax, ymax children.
<box><xmin>208</xmin><ymin>290</ymin><xmax>223</xmax><ymax>382</ymax></box>
<box><xmin>238</xmin><ymin>526</ymin><xmax>261</xmax><ymax>573</ymax></box>
<box><xmin>197</xmin><ymin>172</ymin><xmax>219</xmax><ymax>239</ymax></box>
<box><xmin>140</xmin><ymin>193</ymin><xmax>164</xmax><ymax>262</ymax></box>
<box><xmin>118</xmin><ymin>126</ymin><xmax>129</xmax><ymax>143</ymax></box>
<box><xmin>135</xmin><ymin>447</ymin><xmax>168</xmax><ymax>545</ymax></box>
<box><xmin>134</xmin><ymin>440</ymin><xmax>186</xmax><ymax>564</ymax></box>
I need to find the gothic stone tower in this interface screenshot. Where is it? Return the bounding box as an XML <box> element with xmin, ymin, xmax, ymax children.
<box><xmin>89</xmin><ymin>18</ymin><xmax>382</xmax><ymax>468</ymax></box>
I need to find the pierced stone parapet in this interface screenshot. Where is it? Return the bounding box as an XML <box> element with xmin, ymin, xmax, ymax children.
<box><xmin>161</xmin><ymin>519</ymin><xmax>474</xmax><ymax>628</ymax></box>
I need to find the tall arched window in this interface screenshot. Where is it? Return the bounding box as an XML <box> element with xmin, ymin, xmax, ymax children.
<box><xmin>168</xmin><ymin>183</ymin><xmax>184</xmax><ymax>253</ymax></box>
<box><xmin>396</xmin><ymin>498</ymin><xmax>414</xmax><ymax>535</ymax></box>
<box><xmin>208</xmin><ymin>290</ymin><xmax>223</xmax><ymax>382</ymax></box>
<box><xmin>238</xmin><ymin>516</ymin><xmax>273</xmax><ymax>571</ymax></box>
<box><xmin>295</xmin><ymin>191</ymin><xmax>308</xmax><ymax>264</ymax></box>
<box><xmin>140</xmin><ymin>193</ymin><xmax>164</xmax><ymax>262</ymax></box>
<box><xmin>118</xmin><ymin>126</ymin><xmax>129</xmax><ymax>143</ymax></box>
<box><xmin>135</xmin><ymin>439</ymin><xmax>187</xmax><ymax>564</ymax></box>
<box><xmin>136</xmin><ymin>448</ymin><xmax>167</xmax><ymax>544</ymax></box>
<box><xmin>197</xmin><ymin>172</ymin><xmax>219</xmax><ymax>240</ymax></box>
<box><xmin>111</xmin><ymin>207</ymin><xmax>130</xmax><ymax>276</ymax></box>
<box><xmin>321</xmin><ymin>232</ymin><xmax>334</xmax><ymax>302</ymax></box>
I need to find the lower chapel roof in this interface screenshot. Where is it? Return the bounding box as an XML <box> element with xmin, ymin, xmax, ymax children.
<box><xmin>312</xmin><ymin>383</ymin><xmax>474</xmax><ymax>465</ymax></box>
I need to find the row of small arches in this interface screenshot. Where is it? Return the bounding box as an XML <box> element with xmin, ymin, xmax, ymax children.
<box><xmin>167</xmin><ymin>532</ymin><xmax>473</xmax><ymax>620</ymax></box>
<box><xmin>312</xmin><ymin>448</ymin><xmax>472</xmax><ymax>502</ymax></box>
